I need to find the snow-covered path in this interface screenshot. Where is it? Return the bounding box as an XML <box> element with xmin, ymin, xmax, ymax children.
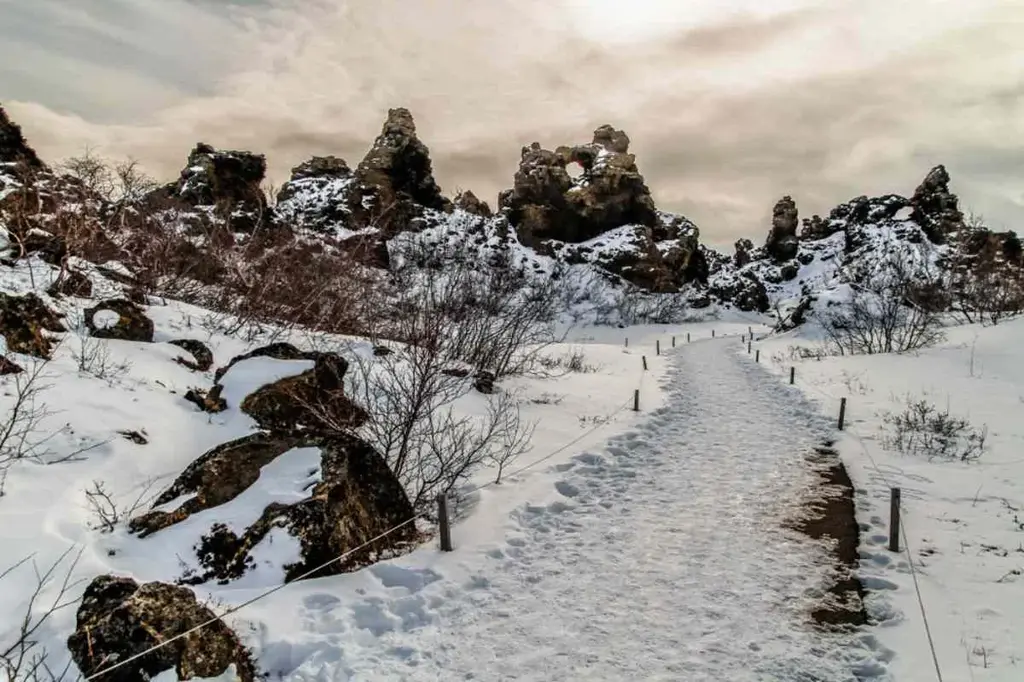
<box><xmin>278</xmin><ymin>339</ymin><xmax>894</xmax><ymax>681</ymax></box>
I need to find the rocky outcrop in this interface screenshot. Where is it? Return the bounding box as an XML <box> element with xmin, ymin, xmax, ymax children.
<box><xmin>66</xmin><ymin>575</ymin><xmax>258</xmax><ymax>682</ymax></box>
<box><xmin>0</xmin><ymin>104</ymin><xmax>44</xmax><ymax>174</ymax></box>
<box><xmin>274</xmin><ymin>156</ymin><xmax>355</xmax><ymax>235</ymax></box>
<box><xmin>0</xmin><ymin>292</ymin><xmax>66</xmax><ymax>358</ymax></box>
<box><xmin>0</xmin><ymin>355</ymin><xmax>22</xmax><ymax>375</ymax></box>
<box><xmin>766</xmin><ymin>196</ymin><xmax>799</xmax><ymax>262</ymax></box>
<box><xmin>239</xmin><ymin>352</ymin><xmax>368</xmax><ymax>432</ymax></box>
<box><xmin>911</xmin><ymin>165</ymin><xmax>963</xmax><ymax>244</ymax></box>
<box><xmin>129</xmin><ymin>431</ymin><xmax>416</xmax><ymax>583</ymax></box>
<box><xmin>146</xmin><ymin>143</ymin><xmax>270</xmax><ymax>233</ymax></box>
<box><xmin>500</xmin><ymin>125</ymin><xmax>658</xmax><ymax>246</ymax></box>
<box><xmin>734</xmin><ymin>238</ymin><xmax>754</xmax><ymax>268</ymax></box>
<box><xmin>84</xmin><ymin>299</ymin><xmax>154</xmax><ymax>343</ymax></box>
<box><xmin>454</xmin><ymin>189</ymin><xmax>492</xmax><ymax>217</ymax></box>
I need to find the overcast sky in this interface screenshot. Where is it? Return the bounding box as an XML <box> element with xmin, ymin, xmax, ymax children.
<box><xmin>1</xmin><ymin>0</ymin><xmax>1021</xmax><ymax>248</ymax></box>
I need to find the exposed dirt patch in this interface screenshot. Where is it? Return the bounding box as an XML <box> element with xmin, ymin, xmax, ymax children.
<box><xmin>793</xmin><ymin>441</ymin><xmax>869</xmax><ymax>629</ymax></box>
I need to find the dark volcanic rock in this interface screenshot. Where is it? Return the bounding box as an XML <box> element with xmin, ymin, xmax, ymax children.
<box><xmin>67</xmin><ymin>575</ymin><xmax>258</xmax><ymax>682</ymax></box>
<box><xmin>500</xmin><ymin>125</ymin><xmax>658</xmax><ymax>246</ymax></box>
<box><xmin>766</xmin><ymin>196</ymin><xmax>799</xmax><ymax>262</ymax></box>
<box><xmin>0</xmin><ymin>292</ymin><xmax>66</xmax><ymax>358</ymax></box>
<box><xmin>0</xmin><ymin>104</ymin><xmax>44</xmax><ymax>172</ymax></box>
<box><xmin>47</xmin><ymin>268</ymin><xmax>93</xmax><ymax>298</ymax></box>
<box><xmin>0</xmin><ymin>355</ymin><xmax>23</xmax><ymax>375</ymax></box>
<box><xmin>130</xmin><ymin>431</ymin><xmax>417</xmax><ymax>583</ymax></box>
<box><xmin>168</xmin><ymin>338</ymin><xmax>214</xmax><ymax>372</ymax></box>
<box><xmin>911</xmin><ymin>165</ymin><xmax>963</xmax><ymax>244</ymax></box>
<box><xmin>84</xmin><ymin>299</ymin><xmax>154</xmax><ymax>342</ymax></box>
<box><xmin>454</xmin><ymin>189</ymin><xmax>492</xmax><ymax>217</ymax></box>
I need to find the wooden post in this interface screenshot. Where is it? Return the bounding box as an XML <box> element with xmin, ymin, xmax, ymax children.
<box><xmin>656</xmin><ymin>339</ymin><xmax>661</xmax><ymax>356</ymax></box>
<box><xmin>712</xmin><ymin>329</ymin><xmax>715</xmax><ymax>338</ymax></box>
<box><xmin>642</xmin><ymin>355</ymin><xmax>648</xmax><ymax>371</ymax></box>
<box><xmin>633</xmin><ymin>389</ymin><xmax>640</xmax><ymax>412</ymax></box>
<box><xmin>838</xmin><ymin>397</ymin><xmax>847</xmax><ymax>430</ymax></box>
<box><xmin>687</xmin><ymin>332</ymin><xmax>690</xmax><ymax>343</ymax></box>
<box><xmin>437</xmin><ymin>494</ymin><xmax>453</xmax><ymax>552</ymax></box>
<box><xmin>747</xmin><ymin>339</ymin><xmax>751</xmax><ymax>354</ymax></box>
<box><xmin>625</xmin><ymin>337</ymin><xmax>628</xmax><ymax>348</ymax></box>
<box><xmin>748</xmin><ymin>325</ymin><xmax>752</xmax><ymax>336</ymax></box>
<box><xmin>671</xmin><ymin>336</ymin><xmax>675</xmax><ymax>348</ymax></box>
<box><xmin>889</xmin><ymin>488</ymin><xmax>901</xmax><ymax>552</ymax></box>
<box><xmin>789</xmin><ymin>366</ymin><xmax>795</xmax><ymax>384</ymax></box>
<box><xmin>755</xmin><ymin>349</ymin><xmax>760</xmax><ymax>363</ymax></box>
<box><xmin>742</xmin><ymin>334</ymin><xmax>746</xmax><ymax>343</ymax></box>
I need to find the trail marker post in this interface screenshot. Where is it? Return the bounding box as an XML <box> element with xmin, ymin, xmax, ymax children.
<box><xmin>838</xmin><ymin>397</ymin><xmax>847</xmax><ymax>430</ymax></box>
<box><xmin>789</xmin><ymin>367</ymin><xmax>795</xmax><ymax>384</ymax></box>
<box><xmin>889</xmin><ymin>488</ymin><xmax>901</xmax><ymax>552</ymax></box>
<box><xmin>437</xmin><ymin>494</ymin><xmax>453</xmax><ymax>552</ymax></box>
<box><xmin>633</xmin><ymin>389</ymin><xmax>640</xmax><ymax>412</ymax></box>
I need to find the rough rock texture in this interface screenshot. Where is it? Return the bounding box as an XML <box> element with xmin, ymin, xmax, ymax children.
<box><xmin>274</xmin><ymin>156</ymin><xmax>355</xmax><ymax>235</ymax></box>
<box><xmin>734</xmin><ymin>238</ymin><xmax>754</xmax><ymax>268</ymax></box>
<box><xmin>66</xmin><ymin>575</ymin><xmax>258</xmax><ymax>682</ymax></box>
<box><xmin>0</xmin><ymin>104</ymin><xmax>44</xmax><ymax>172</ymax></box>
<box><xmin>338</xmin><ymin>107</ymin><xmax>453</xmax><ymax>243</ymax></box>
<box><xmin>47</xmin><ymin>268</ymin><xmax>93</xmax><ymax>298</ymax></box>
<box><xmin>168</xmin><ymin>339</ymin><xmax>214</xmax><ymax>372</ymax></box>
<box><xmin>84</xmin><ymin>299</ymin><xmax>154</xmax><ymax>343</ymax></box>
<box><xmin>500</xmin><ymin>125</ymin><xmax>658</xmax><ymax>246</ymax></box>
<box><xmin>0</xmin><ymin>292</ymin><xmax>66</xmax><ymax>358</ymax></box>
<box><xmin>766</xmin><ymin>196</ymin><xmax>799</xmax><ymax>262</ymax></box>
<box><xmin>240</xmin><ymin>352</ymin><xmax>368</xmax><ymax>432</ymax></box>
<box><xmin>130</xmin><ymin>431</ymin><xmax>417</xmax><ymax>583</ymax></box>
<box><xmin>911</xmin><ymin>165</ymin><xmax>964</xmax><ymax>244</ymax></box>
<box><xmin>147</xmin><ymin>143</ymin><xmax>270</xmax><ymax>233</ymax></box>
<box><xmin>0</xmin><ymin>355</ymin><xmax>23</xmax><ymax>375</ymax></box>
<box><xmin>454</xmin><ymin>189</ymin><xmax>492</xmax><ymax>217</ymax></box>
<box><xmin>213</xmin><ymin>342</ymin><xmax>311</xmax><ymax>382</ymax></box>
<box><xmin>708</xmin><ymin>272</ymin><xmax>770</xmax><ymax>313</ymax></box>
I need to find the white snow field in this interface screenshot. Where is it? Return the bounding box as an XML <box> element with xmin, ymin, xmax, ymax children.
<box><xmin>756</xmin><ymin>318</ymin><xmax>1024</xmax><ymax>682</ymax></box>
<box><xmin>239</xmin><ymin>338</ymin><xmax>890</xmax><ymax>681</ymax></box>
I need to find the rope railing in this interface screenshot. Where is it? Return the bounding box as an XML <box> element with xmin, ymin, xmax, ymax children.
<box><xmin>82</xmin><ymin>339</ymin><xmax>666</xmax><ymax>680</ymax></box>
<box><xmin>743</xmin><ymin>338</ymin><xmax>948</xmax><ymax>682</ymax></box>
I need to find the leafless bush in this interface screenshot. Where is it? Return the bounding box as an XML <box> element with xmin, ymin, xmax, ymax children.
<box><xmin>350</xmin><ymin>345</ymin><xmax>536</xmax><ymax>512</ymax></box>
<box><xmin>384</xmin><ymin>237</ymin><xmax>566</xmax><ymax>379</ymax></box>
<box><xmin>71</xmin><ymin>326</ymin><xmax>132</xmax><ymax>383</ymax></box>
<box><xmin>83</xmin><ymin>479</ymin><xmax>158</xmax><ymax>533</ymax></box>
<box><xmin>822</xmin><ymin>256</ymin><xmax>945</xmax><ymax>355</ymax></box>
<box><xmin>0</xmin><ymin>359</ymin><xmax>57</xmax><ymax>478</ymax></box>
<box><xmin>534</xmin><ymin>348</ymin><xmax>600</xmax><ymax>377</ymax></box>
<box><xmin>881</xmin><ymin>396</ymin><xmax>988</xmax><ymax>462</ymax></box>
<box><xmin>946</xmin><ymin>214</ymin><xmax>1024</xmax><ymax>326</ymax></box>
<box><xmin>594</xmin><ymin>284</ymin><xmax>702</xmax><ymax>326</ymax></box>
<box><xmin>0</xmin><ymin>547</ymin><xmax>84</xmax><ymax>682</ymax></box>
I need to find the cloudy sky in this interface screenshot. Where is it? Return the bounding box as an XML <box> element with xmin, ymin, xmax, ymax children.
<box><xmin>1</xmin><ymin>0</ymin><xmax>1021</xmax><ymax>248</ymax></box>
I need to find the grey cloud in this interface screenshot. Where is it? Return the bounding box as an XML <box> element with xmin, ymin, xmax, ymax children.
<box><xmin>3</xmin><ymin>0</ymin><xmax>1021</xmax><ymax>249</ymax></box>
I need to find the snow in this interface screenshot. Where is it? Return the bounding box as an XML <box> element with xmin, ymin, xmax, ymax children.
<box><xmin>755</xmin><ymin>317</ymin><xmax>1024</xmax><ymax>681</ymax></box>
<box><xmin>249</xmin><ymin>338</ymin><xmax>889</xmax><ymax>681</ymax></box>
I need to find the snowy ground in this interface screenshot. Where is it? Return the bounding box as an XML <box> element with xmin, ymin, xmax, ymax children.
<box><xmin>755</xmin><ymin>318</ymin><xmax>1024</xmax><ymax>682</ymax></box>
<box><xmin>4</xmin><ymin>256</ymin><xmax>803</xmax><ymax>680</ymax></box>
<box><xmin>238</xmin><ymin>337</ymin><xmax>891</xmax><ymax>681</ymax></box>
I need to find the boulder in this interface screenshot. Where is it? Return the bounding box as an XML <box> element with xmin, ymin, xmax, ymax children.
<box><xmin>213</xmin><ymin>342</ymin><xmax>311</xmax><ymax>383</ymax></box>
<box><xmin>734</xmin><ymin>238</ymin><xmax>754</xmax><ymax>268</ymax></box>
<box><xmin>168</xmin><ymin>339</ymin><xmax>214</xmax><ymax>372</ymax></box>
<box><xmin>240</xmin><ymin>353</ymin><xmax>368</xmax><ymax>432</ymax></box>
<box><xmin>183</xmin><ymin>385</ymin><xmax>226</xmax><ymax>413</ymax></box>
<box><xmin>130</xmin><ymin>431</ymin><xmax>417</xmax><ymax>583</ymax></box>
<box><xmin>0</xmin><ymin>355</ymin><xmax>23</xmax><ymax>375</ymax></box>
<box><xmin>274</xmin><ymin>156</ymin><xmax>355</xmax><ymax>235</ymax></box>
<box><xmin>84</xmin><ymin>299</ymin><xmax>154</xmax><ymax>343</ymax></box>
<box><xmin>47</xmin><ymin>268</ymin><xmax>93</xmax><ymax>298</ymax></box>
<box><xmin>766</xmin><ymin>196</ymin><xmax>799</xmax><ymax>262</ymax></box>
<box><xmin>0</xmin><ymin>292</ymin><xmax>66</xmax><ymax>358</ymax></box>
<box><xmin>66</xmin><ymin>575</ymin><xmax>258</xmax><ymax>682</ymax></box>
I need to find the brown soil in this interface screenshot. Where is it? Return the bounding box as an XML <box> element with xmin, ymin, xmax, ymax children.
<box><xmin>793</xmin><ymin>441</ymin><xmax>869</xmax><ymax>629</ymax></box>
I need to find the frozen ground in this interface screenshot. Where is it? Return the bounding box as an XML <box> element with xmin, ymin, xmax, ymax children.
<box><xmin>756</xmin><ymin>318</ymin><xmax>1024</xmax><ymax>682</ymax></box>
<box><xmin>237</xmin><ymin>338</ymin><xmax>890</xmax><ymax>681</ymax></box>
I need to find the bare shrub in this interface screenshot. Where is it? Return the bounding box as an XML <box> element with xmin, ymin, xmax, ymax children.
<box><xmin>0</xmin><ymin>359</ymin><xmax>57</xmax><ymax>477</ymax></box>
<box><xmin>349</xmin><ymin>345</ymin><xmax>536</xmax><ymax>513</ymax></box>
<box><xmin>594</xmin><ymin>285</ymin><xmax>699</xmax><ymax>326</ymax></box>
<box><xmin>0</xmin><ymin>547</ymin><xmax>84</xmax><ymax>682</ymax></box>
<box><xmin>71</xmin><ymin>326</ymin><xmax>132</xmax><ymax>383</ymax></box>
<box><xmin>534</xmin><ymin>347</ymin><xmax>600</xmax><ymax>376</ymax></box>
<box><xmin>84</xmin><ymin>479</ymin><xmax>157</xmax><ymax>533</ymax></box>
<box><xmin>822</xmin><ymin>255</ymin><xmax>945</xmax><ymax>355</ymax></box>
<box><xmin>946</xmin><ymin>214</ymin><xmax>1024</xmax><ymax>326</ymax></box>
<box><xmin>881</xmin><ymin>396</ymin><xmax>988</xmax><ymax>462</ymax></box>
